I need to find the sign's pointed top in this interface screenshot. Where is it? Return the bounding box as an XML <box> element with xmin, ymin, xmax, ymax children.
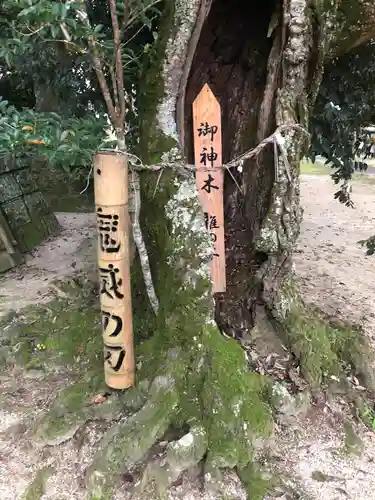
<box><xmin>202</xmin><ymin>83</ymin><xmax>213</xmax><ymax>93</ymax></box>
<box><xmin>193</xmin><ymin>83</ymin><xmax>220</xmax><ymax>107</ymax></box>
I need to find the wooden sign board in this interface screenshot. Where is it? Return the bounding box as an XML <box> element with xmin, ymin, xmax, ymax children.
<box><xmin>193</xmin><ymin>84</ymin><xmax>226</xmax><ymax>293</ymax></box>
<box><xmin>94</xmin><ymin>152</ymin><xmax>135</xmax><ymax>390</ymax></box>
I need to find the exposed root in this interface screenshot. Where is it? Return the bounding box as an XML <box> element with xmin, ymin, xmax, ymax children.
<box><xmin>86</xmin><ymin>357</ymin><xmax>183</xmax><ymax>500</ymax></box>
<box><xmin>282</xmin><ymin>306</ymin><xmax>375</xmax><ymax>394</ymax></box>
<box><xmin>83</xmin><ymin>326</ymin><xmax>273</xmax><ymax>499</ymax></box>
<box><xmin>138</xmin><ymin>425</ymin><xmax>207</xmax><ymax>496</ymax></box>
<box><xmin>33</xmin><ymin>378</ymin><xmax>125</xmax><ymax>447</ymax></box>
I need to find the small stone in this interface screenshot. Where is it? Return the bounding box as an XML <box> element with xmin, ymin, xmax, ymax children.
<box><xmin>271</xmin><ymin>382</ymin><xmax>310</xmax><ymax>424</ymax></box>
<box><xmin>0</xmin><ymin>410</ymin><xmax>22</xmax><ymax>433</ymax></box>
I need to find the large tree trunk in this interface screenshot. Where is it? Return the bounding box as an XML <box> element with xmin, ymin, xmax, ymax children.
<box><xmin>142</xmin><ymin>0</ymin><xmax>375</xmax><ymax>363</ymax></box>
<box><xmin>150</xmin><ymin>0</ymin><xmax>318</xmax><ymax>338</ymax></box>
<box><xmin>153</xmin><ymin>0</ymin><xmax>375</xmax><ymax>337</ymax></box>
<box><xmin>184</xmin><ymin>0</ymin><xmax>307</xmax><ymax>336</ymax></box>
<box><xmin>82</xmin><ymin>1</ymin><xmax>375</xmax><ymax>497</ymax></box>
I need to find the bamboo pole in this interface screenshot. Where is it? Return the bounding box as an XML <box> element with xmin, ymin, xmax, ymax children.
<box><xmin>94</xmin><ymin>152</ymin><xmax>135</xmax><ymax>389</ymax></box>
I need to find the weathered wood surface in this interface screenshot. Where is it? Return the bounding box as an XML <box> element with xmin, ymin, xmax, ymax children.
<box><xmin>193</xmin><ymin>84</ymin><xmax>226</xmax><ymax>293</ymax></box>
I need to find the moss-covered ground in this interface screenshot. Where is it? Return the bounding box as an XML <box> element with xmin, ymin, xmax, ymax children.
<box><xmin>283</xmin><ymin>307</ymin><xmax>374</xmax><ymax>392</ymax></box>
<box><xmin>1</xmin><ymin>263</ymin><xmax>374</xmax><ymax>499</ymax></box>
<box><xmin>2</xmin><ymin>268</ymin><xmax>373</xmax><ymax>499</ymax></box>
<box><xmin>0</xmin><ymin>263</ymin><xmax>275</xmax><ymax>499</ymax></box>
<box><xmin>21</xmin><ymin>467</ymin><xmax>53</xmax><ymax>500</ymax></box>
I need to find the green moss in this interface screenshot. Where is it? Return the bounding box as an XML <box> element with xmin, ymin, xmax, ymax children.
<box><xmin>132</xmin><ymin>2</ymin><xmax>180</xmax><ymax>330</ymax></box>
<box><xmin>34</xmin><ymin>376</ymin><xmax>120</xmax><ymax>444</ymax></box>
<box><xmin>0</xmin><ymin>279</ymin><xmax>103</xmax><ymax>375</ymax></box>
<box><xmin>22</xmin><ymin>467</ymin><xmax>53</xmax><ymax>500</ymax></box>
<box><xmin>20</xmin><ymin>300</ymin><xmax>101</xmax><ymax>370</ymax></box>
<box><xmin>284</xmin><ymin>310</ymin><xmax>339</xmax><ymax>389</ymax></box>
<box><xmin>238</xmin><ymin>462</ymin><xmax>276</xmax><ymax>500</ymax></box>
<box><xmin>202</xmin><ymin>328</ymin><xmax>272</xmax><ymax>468</ymax></box>
<box><xmin>25</xmin><ymin>357</ymin><xmax>45</xmax><ymax>371</ymax></box>
<box><xmin>131</xmin><ymin>194</ymin><xmax>272</xmax><ymax>479</ymax></box>
<box><xmin>87</xmin><ymin>359</ymin><xmax>184</xmax><ymax>500</ymax></box>
<box><xmin>133</xmin><ymin>171</ymin><xmax>179</xmax><ymax>327</ymax></box>
<box><xmin>284</xmin><ymin>307</ymin><xmax>374</xmax><ymax>391</ymax></box>
<box><xmin>328</xmin><ymin>319</ymin><xmax>375</xmax><ymax>391</ymax></box>
<box><xmin>16</xmin><ymin>221</ymin><xmax>48</xmax><ymax>252</ymax></box>
<box><xmin>353</xmin><ymin>395</ymin><xmax>375</xmax><ymax>429</ymax></box>
<box><xmin>86</xmin><ymin>324</ymin><xmax>272</xmax><ymax>498</ymax></box>
<box><xmin>343</xmin><ymin>420</ymin><xmax>364</xmax><ymax>456</ymax></box>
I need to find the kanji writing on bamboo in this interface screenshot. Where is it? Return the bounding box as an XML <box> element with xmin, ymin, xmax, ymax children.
<box><xmin>102</xmin><ymin>311</ymin><xmax>123</xmax><ymax>337</ymax></box>
<box><xmin>97</xmin><ymin>207</ymin><xmax>121</xmax><ymax>253</ymax></box>
<box><xmin>104</xmin><ymin>345</ymin><xmax>126</xmax><ymax>372</ymax></box>
<box><xmin>99</xmin><ymin>264</ymin><xmax>124</xmax><ymax>299</ymax></box>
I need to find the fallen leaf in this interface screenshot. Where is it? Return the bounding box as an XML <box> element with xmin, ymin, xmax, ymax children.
<box><xmin>91</xmin><ymin>394</ymin><xmax>107</xmax><ymax>405</ymax></box>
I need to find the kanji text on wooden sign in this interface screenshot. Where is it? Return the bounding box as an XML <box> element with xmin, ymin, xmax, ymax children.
<box><xmin>193</xmin><ymin>84</ymin><xmax>226</xmax><ymax>293</ymax></box>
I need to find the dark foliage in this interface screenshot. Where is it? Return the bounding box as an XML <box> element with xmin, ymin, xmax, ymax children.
<box><xmin>311</xmin><ymin>41</ymin><xmax>375</xmax><ymax>206</ymax></box>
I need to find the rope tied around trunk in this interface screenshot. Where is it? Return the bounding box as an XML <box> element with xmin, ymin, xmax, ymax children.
<box><xmin>127</xmin><ymin>122</ymin><xmax>309</xmax><ymax>176</ymax></box>
<box><xmin>84</xmin><ymin>123</ymin><xmax>308</xmax><ymax>314</ymax></box>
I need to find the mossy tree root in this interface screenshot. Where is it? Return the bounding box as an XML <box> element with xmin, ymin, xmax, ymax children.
<box><xmin>85</xmin><ymin>329</ymin><xmax>273</xmax><ymax>500</ymax></box>
<box><xmin>283</xmin><ymin>306</ymin><xmax>375</xmax><ymax>394</ymax></box>
<box><xmin>86</xmin><ymin>350</ymin><xmax>185</xmax><ymax>499</ymax></box>
<box><xmin>138</xmin><ymin>425</ymin><xmax>208</xmax><ymax>496</ymax></box>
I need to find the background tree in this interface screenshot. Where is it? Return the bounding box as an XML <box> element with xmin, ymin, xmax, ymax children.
<box><xmin>3</xmin><ymin>0</ymin><xmax>375</xmax><ymax>498</ymax></box>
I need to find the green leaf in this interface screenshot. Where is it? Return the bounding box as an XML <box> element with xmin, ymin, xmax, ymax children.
<box><xmin>57</xmin><ymin>144</ymin><xmax>72</xmax><ymax>152</ymax></box>
<box><xmin>52</xmin><ymin>3</ymin><xmax>60</xmax><ymax>17</ymax></box>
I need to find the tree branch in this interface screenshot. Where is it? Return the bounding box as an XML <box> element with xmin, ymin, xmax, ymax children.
<box><xmin>108</xmin><ymin>0</ymin><xmax>126</xmax><ymax>131</ymax></box>
<box><xmin>108</xmin><ymin>64</ymin><xmax>120</xmax><ymax>113</ymax></box>
<box><xmin>121</xmin><ymin>0</ymin><xmax>130</xmax><ymax>32</ymax></box>
<box><xmin>89</xmin><ymin>43</ymin><xmax>118</xmax><ymax>127</ymax></box>
<box><xmin>72</xmin><ymin>1</ymin><xmax>118</xmax><ymax>128</ymax></box>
